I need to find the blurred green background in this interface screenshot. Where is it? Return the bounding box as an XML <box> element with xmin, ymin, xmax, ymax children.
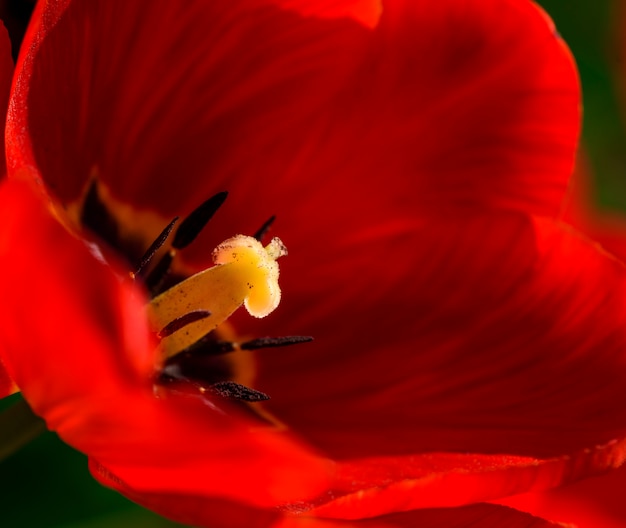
<box><xmin>538</xmin><ymin>0</ymin><xmax>626</xmax><ymax>210</ymax></box>
<box><xmin>1</xmin><ymin>1</ymin><xmax>625</xmax><ymax>527</ymax></box>
<box><xmin>0</xmin><ymin>394</ymin><xmax>183</xmax><ymax>528</ymax></box>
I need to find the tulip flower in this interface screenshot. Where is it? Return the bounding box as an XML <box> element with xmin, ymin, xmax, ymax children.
<box><xmin>2</xmin><ymin>0</ymin><xmax>626</xmax><ymax>527</ymax></box>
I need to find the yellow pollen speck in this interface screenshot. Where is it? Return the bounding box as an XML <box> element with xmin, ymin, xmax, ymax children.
<box><xmin>149</xmin><ymin>235</ymin><xmax>287</xmax><ymax>358</ymax></box>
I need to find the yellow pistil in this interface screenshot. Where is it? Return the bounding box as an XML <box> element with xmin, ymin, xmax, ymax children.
<box><xmin>149</xmin><ymin>235</ymin><xmax>287</xmax><ymax>358</ymax></box>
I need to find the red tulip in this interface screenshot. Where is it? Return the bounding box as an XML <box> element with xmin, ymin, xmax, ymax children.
<box><xmin>1</xmin><ymin>0</ymin><xmax>626</xmax><ymax>526</ymax></box>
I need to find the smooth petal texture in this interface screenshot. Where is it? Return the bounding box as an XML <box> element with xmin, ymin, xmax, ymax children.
<box><xmin>0</xmin><ymin>22</ymin><xmax>15</xmax><ymax>395</ymax></box>
<box><xmin>9</xmin><ymin>0</ymin><xmax>578</xmax><ymax>248</ymax></box>
<box><xmin>278</xmin><ymin>0</ymin><xmax>383</xmax><ymax>28</ymax></box>
<box><xmin>6</xmin><ymin>0</ymin><xmax>609</xmax><ymax>523</ymax></box>
<box><xmin>89</xmin><ymin>466</ymin><xmax>282</xmax><ymax>528</ymax></box>
<box><xmin>305</xmin><ymin>446</ymin><xmax>626</xmax><ymax>519</ymax></box>
<box><xmin>0</xmin><ymin>20</ymin><xmax>12</xmax><ymax>178</ymax></box>
<box><xmin>0</xmin><ymin>179</ymin><xmax>329</xmax><ymax>508</ymax></box>
<box><xmin>5</xmin><ymin>0</ymin><xmax>594</xmax><ymax>457</ymax></box>
<box><xmin>498</xmin><ymin>464</ymin><xmax>626</xmax><ymax>528</ymax></box>
<box><xmin>92</xmin><ymin>467</ymin><xmax>565</xmax><ymax>528</ymax></box>
<box><xmin>243</xmin><ymin>210</ymin><xmax>626</xmax><ymax>463</ymax></box>
<box><xmin>276</xmin><ymin>504</ymin><xmax>564</xmax><ymax>528</ymax></box>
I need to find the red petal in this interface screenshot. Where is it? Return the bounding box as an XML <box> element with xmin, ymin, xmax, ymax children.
<box><xmin>0</xmin><ymin>355</ymin><xmax>17</xmax><ymax>397</ymax></box>
<box><xmin>247</xmin><ymin>210</ymin><xmax>626</xmax><ymax>463</ymax></box>
<box><xmin>0</xmin><ymin>20</ymin><xmax>12</xmax><ymax>179</ymax></box>
<box><xmin>0</xmin><ymin>179</ymin><xmax>329</xmax><ymax>507</ymax></box>
<box><xmin>89</xmin><ymin>465</ymin><xmax>283</xmax><ymax>528</ymax></box>
<box><xmin>9</xmin><ymin>0</ymin><xmax>577</xmax><ymax>235</ymax></box>
<box><xmin>102</xmin><ymin>445</ymin><xmax>624</xmax><ymax>528</ymax></box>
<box><xmin>8</xmin><ymin>0</ymin><xmax>373</xmax><ymax>210</ymax></box>
<box><xmin>0</xmin><ymin>12</ymin><xmax>22</xmax><ymax>396</ymax></box>
<box><xmin>277</xmin><ymin>504</ymin><xmax>562</xmax><ymax>528</ymax></box>
<box><xmin>306</xmin><ymin>445</ymin><xmax>626</xmax><ymax>519</ymax></box>
<box><xmin>273</xmin><ymin>0</ymin><xmax>382</xmax><ymax>28</ymax></box>
<box><xmin>498</xmin><ymin>464</ymin><xmax>626</xmax><ymax>528</ymax></box>
<box><xmin>89</xmin><ymin>466</ymin><xmax>566</xmax><ymax>528</ymax></box>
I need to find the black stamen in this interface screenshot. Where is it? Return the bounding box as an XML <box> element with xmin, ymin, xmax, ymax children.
<box><xmin>134</xmin><ymin>217</ymin><xmax>179</xmax><ymax>278</ymax></box>
<box><xmin>145</xmin><ymin>250</ymin><xmax>175</xmax><ymax>294</ymax></box>
<box><xmin>172</xmin><ymin>191</ymin><xmax>228</xmax><ymax>250</ymax></box>
<box><xmin>240</xmin><ymin>336</ymin><xmax>314</xmax><ymax>350</ymax></box>
<box><xmin>159</xmin><ymin>335</ymin><xmax>313</xmax><ymax>403</ymax></box>
<box><xmin>253</xmin><ymin>215</ymin><xmax>276</xmax><ymax>242</ymax></box>
<box><xmin>174</xmin><ymin>336</ymin><xmax>236</xmax><ymax>358</ymax></box>
<box><xmin>210</xmin><ymin>381</ymin><xmax>270</xmax><ymax>402</ymax></box>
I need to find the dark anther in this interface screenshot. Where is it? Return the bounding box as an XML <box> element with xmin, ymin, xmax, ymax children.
<box><xmin>158</xmin><ymin>310</ymin><xmax>212</xmax><ymax>339</ymax></box>
<box><xmin>253</xmin><ymin>215</ymin><xmax>276</xmax><ymax>242</ymax></box>
<box><xmin>159</xmin><ymin>335</ymin><xmax>313</xmax><ymax>402</ymax></box>
<box><xmin>173</xmin><ymin>335</ymin><xmax>236</xmax><ymax>358</ymax></box>
<box><xmin>160</xmin><ymin>338</ymin><xmax>236</xmax><ymax>388</ymax></box>
<box><xmin>170</xmin><ymin>335</ymin><xmax>313</xmax><ymax>361</ymax></box>
<box><xmin>210</xmin><ymin>381</ymin><xmax>270</xmax><ymax>402</ymax></box>
<box><xmin>240</xmin><ymin>336</ymin><xmax>314</xmax><ymax>350</ymax></box>
<box><xmin>172</xmin><ymin>191</ymin><xmax>228</xmax><ymax>250</ymax></box>
<box><xmin>134</xmin><ymin>217</ymin><xmax>179</xmax><ymax>278</ymax></box>
<box><xmin>145</xmin><ymin>250</ymin><xmax>175</xmax><ymax>294</ymax></box>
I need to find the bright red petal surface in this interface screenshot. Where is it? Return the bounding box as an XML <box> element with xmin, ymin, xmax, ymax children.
<box><xmin>498</xmin><ymin>464</ymin><xmax>626</xmax><ymax>528</ymax></box>
<box><xmin>0</xmin><ymin>20</ymin><xmax>12</xmax><ymax>179</ymax></box>
<box><xmin>92</xmin><ymin>465</ymin><xmax>565</xmax><ymax>528</ymax></box>
<box><xmin>6</xmin><ymin>0</ymin><xmax>610</xmax><ymax>521</ymax></box>
<box><xmin>276</xmin><ymin>0</ymin><xmax>382</xmax><ymax>28</ymax></box>
<box><xmin>6</xmin><ymin>0</ymin><xmax>595</xmax><ymax>453</ymax></box>
<box><xmin>90</xmin><ymin>466</ymin><xmax>282</xmax><ymax>528</ymax></box>
<box><xmin>243</xmin><ymin>210</ymin><xmax>626</xmax><ymax>463</ymax></box>
<box><xmin>0</xmin><ymin>179</ymin><xmax>329</xmax><ymax>508</ymax></box>
<box><xmin>9</xmin><ymin>0</ymin><xmax>577</xmax><ymax>240</ymax></box>
<box><xmin>0</xmin><ymin>21</ymin><xmax>17</xmax><ymax>396</ymax></box>
<box><xmin>7</xmin><ymin>0</ymin><xmax>594</xmax><ymax>454</ymax></box>
<box><xmin>306</xmin><ymin>444</ymin><xmax>626</xmax><ymax>519</ymax></box>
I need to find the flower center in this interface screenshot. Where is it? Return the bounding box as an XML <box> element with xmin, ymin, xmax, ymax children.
<box><xmin>149</xmin><ymin>235</ymin><xmax>287</xmax><ymax>358</ymax></box>
<box><xmin>78</xmin><ymin>180</ymin><xmax>311</xmax><ymax>406</ymax></box>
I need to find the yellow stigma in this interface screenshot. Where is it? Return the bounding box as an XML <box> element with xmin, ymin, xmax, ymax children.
<box><xmin>149</xmin><ymin>235</ymin><xmax>287</xmax><ymax>358</ymax></box>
